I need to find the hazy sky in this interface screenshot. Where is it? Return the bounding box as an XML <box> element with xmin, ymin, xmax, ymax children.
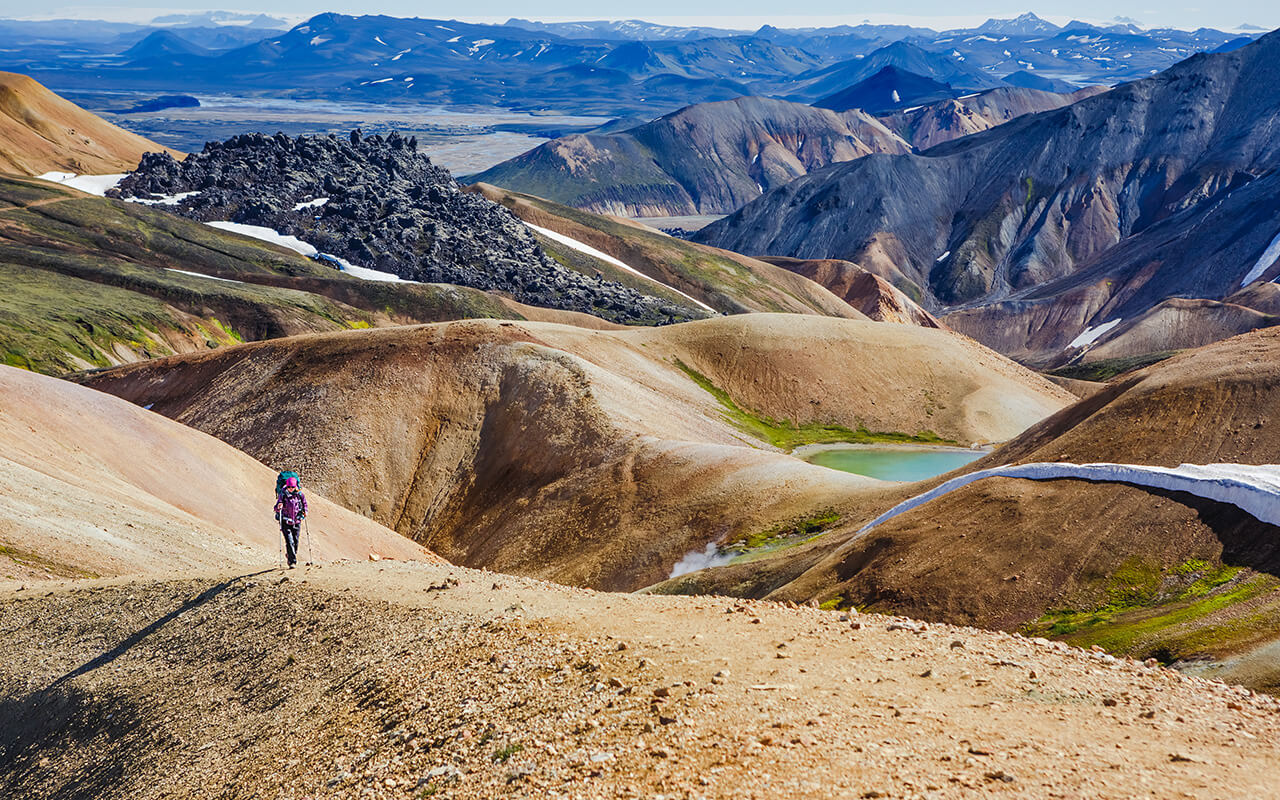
<box><xmin>12</xmin><ymin>2</ymin><xmax>1280</xmax><ymax>32</ymax></box>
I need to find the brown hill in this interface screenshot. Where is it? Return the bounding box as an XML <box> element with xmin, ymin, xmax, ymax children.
<box><xmin>4</xmin><ymin>561</ymin><xmax>1280</xmax><ymax>798</ymax></box>
<box><xmin>659</xmin><ymin>328</ymin><xmax>1280</xmax><ymax>689</ymax></box>
<box><xmin>1080</xmin><ymin>298</ymin><xmax>1280</xmax><ymax>364</ymax></box>
<box><xmin>758</xmin><ymin>256</ymin><xmax>944</xmax><ymax>327</ymax></box>
<box><xmin>0</xmin><ymin>72</ymin><xmax>180</xmax><ymax>175</ymax></box>
<box><xmin>79</xmin><ymin>314</ymin><xmax>1072</xmax><ymax>591</ymax></box>
<box><xmin>0</xmin><ymin>365</ymin><xmax>429</xmax><ymax>582</ymax></box>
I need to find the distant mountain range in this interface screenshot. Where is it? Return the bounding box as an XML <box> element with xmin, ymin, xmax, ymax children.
<box><xmin>696</xmin><ymin>30</ymin><xmax>1280</xmax><ymax>365</ymax></box>
<box><xmin>0</xmin><ymin>12</ymin><xmax>1261</xmax><ymax>116</ymax></box>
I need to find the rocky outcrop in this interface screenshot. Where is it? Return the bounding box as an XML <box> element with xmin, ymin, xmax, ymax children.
<box><xmin>112</xmin><ymin>131</ymin><xmax>705</xmax><ymax>325</ymax></box>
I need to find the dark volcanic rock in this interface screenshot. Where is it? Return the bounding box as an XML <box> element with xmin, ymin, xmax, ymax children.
<box><xmin>111</xmin><ymin>130</ymin><xmax>703</xmax><ymax>324</ymax></box>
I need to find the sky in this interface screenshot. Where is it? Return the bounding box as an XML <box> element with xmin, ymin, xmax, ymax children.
<box><xmin>7</xmin><ymin>2</ymin><xmax>1279</xmax><ymax>32</ymax></box>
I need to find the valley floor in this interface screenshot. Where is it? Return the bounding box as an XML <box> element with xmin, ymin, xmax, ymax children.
<box><xmin>2</xmin><ymin>560</ymin><xmax>1279</xmax><ymax>799</ymax></box>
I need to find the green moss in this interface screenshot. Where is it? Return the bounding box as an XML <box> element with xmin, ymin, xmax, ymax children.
<box><xmin>673</xmin><ymin>358</ymin><xmax>953</xmax><ymax>451</ymax></box>
<box><xmin>818</xmin><ymin>595</ymin><xmax>846</xmax><ymax>611</ymax></box>
<box><xmin>1047</xmin><ymin>351</ymin><xmax>1180</xmax><ymax>382</ymax></box>
<box><xmin>346</xmin><ymin>319</ymin><xmax>372</xmax><ymax>329</ymax></box>
<box><xmin>1026</xmin><ymin>557</ymin><xmax>1278</xmax><ymax>662</ymax></box>
<box><xmin>724</xmin><ymin>510</ymin><xmax>841</xmax><ymax>553</ymax></box>
<box><xmin>210</xmin><ymin>318</ymin><xmax>244</xmax><ymax>344</ymax></box>
<box><xmin>492</xmin><ymin>742</ymin><xmax>524</xmax><ymax>763</ymax></box>
<box><xmin>0</xmin><ymin>542</ymin><xmax>99</xmax><ymax>579</ymax></box>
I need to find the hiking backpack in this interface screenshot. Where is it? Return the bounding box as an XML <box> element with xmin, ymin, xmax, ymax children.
<box><xmin>276</xmin><ymin>470</ymin><xmax>301</xmax><ymax>497</ymax></box>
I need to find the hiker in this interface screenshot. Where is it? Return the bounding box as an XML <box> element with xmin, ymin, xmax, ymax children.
<box><xmin>274</xmin><ymin>476</ymin><xmax>308</xmax><ymax>568</ymax></box>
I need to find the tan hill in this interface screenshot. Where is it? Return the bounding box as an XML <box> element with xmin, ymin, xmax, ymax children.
<box><xmin>758</xmin><ymin>256</ymin><xmax>943</xmax><ymax>327</ymax></box>
<box><xmin>0</xmin><ymin>72</ymin><xmax>181</xmax><ymax>175</ymax></box>
<box><xmin>79</xmin><ymin>314</ymin><xmax>1073</xmax><ymax>591</ymax></box>
<box><xmin>0</xmin><ymin>365</ymin><xmax>429</xmax><ymax>581</ymax></box>
<box><xmin>3</xmin><ymin>561</ymin><xmax>1280</xmax><ymax>798</ymax></box>
<box><xmin>470</xmin><ymin>183</ymin><xmax>868</xmax><ymax>318</ymax></box>
<box><xmin>659</xmin><ymin>328</ymin><xmax>1280</xmax><ymax>690</ymax></box>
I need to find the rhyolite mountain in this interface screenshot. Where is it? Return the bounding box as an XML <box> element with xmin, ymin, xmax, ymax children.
<box><xmin>879</xmin><ymin>84</ymin><xmax>1108</xmax><ymax>151</ymax></box>
<box><xmin>112</xmin><ymin>131</ymin><xmax>705</xmax><ymax>325</ymax></box>
<box><xmin>697</xmin><ymin>30</ymin><xmax>1280</xmax><ymax>365</ymax></box>
<box><xmin>473</xmin><ymin>86</ymin><xmax>1100</xmax><ymax>218</ymax></box>
<box><xmin>0</xmin><ymin>71</ymin><xmax>181</xmax><ymax>174</ymax></box>
<box><xmin>470</xmin><ymin>96</ymin><xmax>911</xmax><ymax>217</ymax></box>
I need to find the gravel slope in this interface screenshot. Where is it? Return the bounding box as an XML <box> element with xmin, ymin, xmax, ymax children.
<box><xmin>2</xmin><ymin>560</ymin><xmax>1278</xmax><ymax>799</ymax></box>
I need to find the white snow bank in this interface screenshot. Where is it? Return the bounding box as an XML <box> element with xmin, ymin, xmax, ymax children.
<box><xmin>204</xmin><ymin>221</ymin><xmax>411</xmax><ymax>283</ymax></box>
<box><xmin>668</xmin><ymin>542</ymin><xmax>735</xmax><ymax>579</ymax></box>
<box><xmin>522</xmin><ymin>222</ymin><xmax>716</xmax><ymax>312</ymax></box>
<box><xmin>293</xmin><ymin>197</ymin><xmax>329</xmax><ymax>211</ymax></box>
<box><xmin>1241</xmin><ymin>229</ymin><xmax>1280</xmax><ymax>286</ymax></box>
<box><xmin>165</xmin><ymin>268</ymin><xmax>243</xmax><ymax>284</ymax></box>
<box><xmin>206</xmin><ymin>221</ymin><xmax>318</xmax><ymax>256</ymax></box>
<box><xmin>1068</xmin><ymin>318</ymin><xmax>1121</xmax><ymax>349</ymax></box>
<box><xmin>854</xmin><ymin>462</ymin><xmax>1280</xmax><ymax>539</ymax></box>
<box><xmin>36</xmin><ymin>172</ymin><xmax>126</xmax><ymax>196</ymax></box>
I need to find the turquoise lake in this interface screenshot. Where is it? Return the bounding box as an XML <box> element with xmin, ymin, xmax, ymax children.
<box><xmin>805</xmin><ymin>447</ymin><xmax>985</xmax><ymax>482</ymax></box>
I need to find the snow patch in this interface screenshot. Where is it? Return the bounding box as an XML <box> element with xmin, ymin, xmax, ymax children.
<box><xmin>522</xmin><ymin>222</ymin><xmax>715</xmax><ymax>312</ymax></box>
<box><xmin>126</xmin><ymin>191</ymin><xmax>200</xmax><ymax>206</ymax></box>
<box><xmin>205</xmin><ymin>221</ymin><xmax>410</xmax><ymax>283</ymax></box>
<box><xmin>309</xmin><ymin>36</ymin><xmax>332</xmax><ymax>46</ymax></box>
<box><xmin>668</xmin><ymin>542</ymin><xmax>734</xmax><ymax>579</ymax></box>
<box><xmin>374</xmin><ymin>36</ymin><xmax>387</xmax><ymax>45</ymax></box>
<box><xmin>855</xmin><ymin>462</ymin><xmax>1280</xmax><ymax>538</ymax></box>
<box><xmin>1068</xmin><ymin>318</ymin><xmax>1122</xmax><ymax>348</ymax></box>
<box><xmin>891</xmin><ymin>89</ymin><xmax>901</xmax><ymax>103</ymax></box>
<box><xmin>1241</xmin><ymin>229</ymin><xmax>1280</xmax><ymax>286</ymax></box>
<box><xmin>293</xmin><ymin>197</ymin><xmax>329</xmax><ymax>211</ymax></box>
<box><xmin>165</xmin><ymin>269</ymin><xmax>243</xmax><ymax>284</ymax></box>
<box><xmin>369</xmin><ymin>77</ymin><xmax>393</xmax><ymax>85</ymax></box>
<box><xmin>206</xmin><ymin>222</ymin><xmax>317</xmax><ymax>256</ymax></box>
<box><xmin>36</xmin><ymin>172</ymin><xmax>126</xmax><ymax>196</ymax></box>
<box><xmin>936</xmin><ymin>250</ymin><xmax>951</xmax><ymax>262</ymax></box>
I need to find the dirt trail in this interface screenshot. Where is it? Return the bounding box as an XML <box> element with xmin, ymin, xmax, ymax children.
<box><xmin>3</xmin><ymin>560</ymin><xmax>1278</xmax><ymax>799</ymax></box>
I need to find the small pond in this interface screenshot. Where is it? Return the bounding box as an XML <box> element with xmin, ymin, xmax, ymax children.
<box><xmin>802</xmin><ymin>445</ymin><xmax>986</xmax><ymax>482</ymax></box>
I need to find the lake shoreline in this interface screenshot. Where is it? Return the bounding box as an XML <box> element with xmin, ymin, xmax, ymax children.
<box><xmin>792</xmin><ymin>441</ymin><xmax>993</xmax><ymax>459</ymax></box>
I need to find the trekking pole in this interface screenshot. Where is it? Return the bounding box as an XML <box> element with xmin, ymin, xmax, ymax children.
<box><xmin>304</xmin><ymin>517</ymin><xmax>315</xmax><ymax>566</ymax></box>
